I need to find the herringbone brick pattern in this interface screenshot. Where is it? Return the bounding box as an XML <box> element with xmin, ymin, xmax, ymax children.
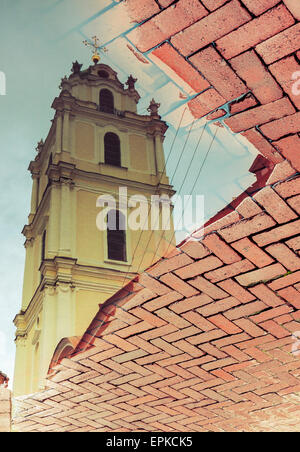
<box><xmin>13</xmin><ymin>171</ymin><xmax>300</xmax><ymax>432</ymax></box>
<box><xmin>125</xmin><ymin>0</ymin><xmax>300</xmax><ymax>171</ymax></box>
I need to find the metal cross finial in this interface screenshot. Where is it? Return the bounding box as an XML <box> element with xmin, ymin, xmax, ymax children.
<box><xmin>83</xmin><ymin>35</ymin><xmax>108</xmax><ymax>64</ymax></box>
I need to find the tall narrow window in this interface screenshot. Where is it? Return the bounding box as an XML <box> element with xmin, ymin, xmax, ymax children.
<box><xmin>104</xmin><ymin>132</ymin><xmax>121</xmax><ymax>167</ymax></box>
<box><xmin>41</xmin><ymin>230</ymin><xmax>46</xmax><ymax>262</ymax></box>
<box><xmin>107</xmin><ymin>210</ymin><xmax>127</xmax><ymax>262</ymax></box>
<box><xmin>99</xmin><ymin>89</ymin><xmax>114</xmax><ymax>114</ymax></box>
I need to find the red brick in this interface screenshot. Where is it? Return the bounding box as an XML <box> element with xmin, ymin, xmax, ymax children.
<box><xmin>202</xmin><ymin>211</ymin><xmax>242</xmax><ymax>235</ymax></box>
<box><xmin>157</xmin><ymin>0</ymin><xmax>175</xmax><ymax>7</ymax></box>
<box><xmin>244</xmin><ymin>347</ymin><xmax>272</xmax><ymax>363</ymax></box>
<box><xmin>267</xmin><ymin>160</ymin><xmax>297</xmax><ymax>185</ymax></box>
<box><xmin>219</xmin><ymin>213</ymin><xmax>276</xmax><ymax>243</ymax></box>
<box><xmin>218</xmin><ymin>279</ymin><xmax>256</xmax><ymax>302</ymax></box>
<box><xmin>129</xmin><ymin>307</ymin><xmax>167</xmax><ymax>327</ymax></box>
<box><xmin>277</xmin><ymin>286</ymin><xmax>300</xmax><ymax>309</ymax></box>
<box><xmin>283</xmin><ymin>0</ymin><xmax>300</xmax><ymax>19</ymax></box>
<box><xmin>260</xmin><ymin>112</ymin><xmax>300</xmax><ymax>141</ymax></box>
<box><xmin>182</xmin><ymin>311</ymin><xmax>215</xmax><ymax>331</ymax></box>
<box><xmin>235</xmin><ymin>263</ymin><xmax>287</xmax><ymax>286</ymax></box>
<box><xmin>216</xmin><ymin>5</ymin><xmax>295</xmax><ymax>59</ymax></box>
<box><xmin>269</xmin><ymin>56</ymin><xmax>300</xmax><ymax>110</ymax></box>
<box><xmin>123</xmin><ymin>0</ymin><xmax>160</xmax><ymax>23</ymax></box>
<box><xmin>236</xmin><ymin>197</ymin><xmax>263</xmax><ymax>219</ymax></box>
<box><xmin>268</xmin><ymin>270</ymin><xmax>300</xmax><ymax>290</ymax></box>
<box><xmin>207</xmin><ymin>314</ymin><xmax>242</xmax><ymax>334</ymax></box>
<box><xmin>116</xmin><ymin>321</ymin><xmax>152</xmax><ymax>338</ymax></box>
<box><xmin>189</xmin><ymin>276</ymin><xmax>229</xmax><ymax>299</ymax></box>
<box><xmin>224</xmin><ymin>300</ymin><xmax>268</xmax><ymax>320</ymax></box>
<box><xmin>211</xmin><ymin>368</ymin><xmax>236</xmax><ymax>382</ymax></box>
<box><xmin>128</xmin><ymin>0</ymin><xmax>209</xmax><ymax>52</ymax></box>
<box><xmin>233</xmin><ymin>318</ymin><xmax>266</xmax><ymax>337</ymax></box>
<box><xmin>170</xmin><ymin>293</ymin><xmax>212</xmax><ymax>314</ymax></box>
<box><xmin>199</xmin><ymin>343</ymin><xmax>227</xmax><ymax>359</ymax></box>
<box><xmin>175</xmin><ymin>255</ymin><xmax>223</xmax><ymax>279</ymax></box>
<box><xmin>159</xmin><ymin>273</ymin><xmax>198</xmax><ymax>297</ymax></box>
<box><xmin>286</xmin><ymin>235</ymin><xmax>300</xmax><ymax>251</ymax></box>
<box><xmin>180</xmin><ymin>239</ymin><xmax>210</xmax><ymax>260</ymax></box>
<box><xmin>250</xmin><ymin>305</ymin><xmax>292</xmax><ymax>323</ymax></box>
<box><xmin>151</xmin><ymin>43</ymin><xmax>210</xmax><ymax>93</ymax></box>
<box><xmin>249</xmin><ymin>284</ymin><xmax>283</xmax><ymax>307</ymax></box>
<box><xmin>266</xmin><ymin>243</ymin><xmax>300</xmax><ymax>271</ymax></box>
<box><xmin>163</xmin><ymin>326</ymin><xmax>201</xmax><ymax>342</ymax></box>
<box><xmin>225</xmin><ymin>97</ymin><xmax>295</xmax><ymax>133</ymax></box>
<box><xmin>205</xmin><ymin>259</ymin><xmax>255</xmax><ymax>283</ymax></box>
<box><xmin>287</xmin><ymin>195</ymin><xmax>300</xmax><ymax>215</ymax></box>
<box><xmin>143</xmin><ymin>290</ymin><xmax>182</xmax><ymax>311</ymax></box>
<box><xmin>273</xmin><ymin>135</ymin><xmax>300</xmax><ymax>172</ymax></box>
<box><xmin>202</xmin><ymin>233</ymin><xmax>241</xmax><ymax>264</ymax></box>
<box><xmin>241</xmin><ymin>0</ymin><xmax>281</xmax><ymax>15</ymax></box>
<box><xmin>276</xmin><ymin>313</ymin><xmax>293</xmax><ymax>324</ymax></box>
<box><xmin>187</xmin><ymin>329</ymin><xmax>226</xmax><ymax>345</ymax></box>
<box><xmin>103</xmin><ymin>334</ymin><xmax>138</xmax><ymax>352</ymax></box>
<box><xmin>254</xmin><ymin>186</ymin><xmax>297</xmax><ymax>224</ymax></box>
<box><xmin>155</xmin><ymin>308</ymin><xmax>191</xmax><ymax>329</ymax></box>
<box><xmin>202</xmin><ymin>357</ymin><xmax>237</xmax><ymax>371</ymax></box>
<box><xmin>207</xmin><ymin>109</ymin><xmax>227</xmax><ymax>121</ymax></box>
<box><xmin>172</xmin><ymin>340</ymin><xmax>204</xmax><ymax>358</ymax></box>
<box><xmin>148</xmin><ymin>252</ymin><xmax>194</xmax><ymax>277</ymax></box>
<box><xmin>221</xmin><ymin>344</ymin><xmax>249</xmax><ymax>361</ymax></box>
<box><xmin>171</xmin><ymin>0</ymin><xmax>251</xmax><ymax>56</ymax></box>
<box><xmin>126</xmin><ymin>336</ymin><xmax>161</xmax><ymax>354</ymax></box>
<box><xmin>256</xmin><ymin>22</ymin><xmax>300</xmax><ymax>64</ymax></box>
<box><xmin>253</xmin><ymin>219</ymin><xmax>300</xmax><ymax>246</ymax></box>
<box><xmin>197</xmin><ymin>296</ymin><xmax>240</xmax><ymax>317</ymax></box>
<box><xmin>139</xmin><ymin>273</ymin><xmax>170</xmax><ymax>295</ymax></box>
<box><xmin>189</xmin><ymin>46</ymin><xmax>247</xmax><ymax>101</ymax></box>
<box><xmin>188</xmin><ymin>89</ymin><xmax>226</xmax><ymax>118</ymax></box>
<box><xmin>231</xmin><ymin>237</ymin><xmax>274</xmax><ymax>268</ymax></box>
<box><xmin>241</xmin><ymin>129</ymin><xmax>283</xmax><ymax>164</ymax></box>
<box><xmin>200</xmin><ymin>0</ymin><xmax>229</xmax><ymax>10</ymax></box>
<box><xmin>259</xmin><ymin>320</ymin><xmax>290</xmax><ymax>338</ymax></box>
<box><xmin>230</xmin><ymin>50</ymin><xmax>283</xmax><ymax>105</ymax></box>
<box><xmin>275</xmin><ymin>177</ymin><xmax>300</xmax><ymax>198</ymax></box>
<box><xmin>229</xmin><ymin>95</ymin><xmax>258</xmax><ymax>115</ymax></box>
<box><xmin>150</xmin><ymin>338</ymin><xmax>182</xmax><ymax>356</ymax></box>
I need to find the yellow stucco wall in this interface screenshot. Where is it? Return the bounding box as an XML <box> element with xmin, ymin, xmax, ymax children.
<box><xmin>14</xmin><ymin>63</ymin><xmax>175</xmax><ymax>397</ymax></box>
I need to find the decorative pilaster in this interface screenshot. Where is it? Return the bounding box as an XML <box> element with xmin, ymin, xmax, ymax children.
<box><xmin>62</xmin><ymin>109</ymin><xmax>71</xmax><ymax>152</ymax></box>
<box><xmin>55</xmin><ymin>112</ymin><xmax>63</xmax><ymax>154</ymax></box>
<box><xmin>47</xmin><ymin>182</ymin><xmax>60</xmax><ymax>258</ymax></box>
<box><xmin>155</xmin><ymin>134</ymin><xmax>166</xmax><ymax>175</ymax></box>
<box><xmin>59</xmin><ymin>178</ymin><xmax>73</xmax><ymax>256</ymax></box>
<box><xmin>21</xmin><ymin>237</ymin><xmax>35</xmax><ymax>310</ymax></box>
<box><xmin>56</xmin><ymin>282</ymin><xmax>75</xmax><ymax>344</ymax></box>
<box><xmin>38</xmin><ymin>286</ymin><xmax>57</xmax><ymax>390</ymax></box>
<box><xmin>13</xmin><ymin>334</ymin><xmax>28</xmax><ymax>397</ymax></box>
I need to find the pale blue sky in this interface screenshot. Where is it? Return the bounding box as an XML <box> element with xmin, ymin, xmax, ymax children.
<box><xmin>0</xmin><ymin>0</ymin><xmax>258</xmax><ymax>385</ymax></box>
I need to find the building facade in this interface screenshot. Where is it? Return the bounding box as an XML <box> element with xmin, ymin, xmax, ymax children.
<box><xmin>13</xmin><ymin>61</ymin><xmax>175</xmax><ymax>396</ymax></box>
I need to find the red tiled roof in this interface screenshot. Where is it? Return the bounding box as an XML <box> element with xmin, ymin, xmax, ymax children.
<box><xmin>12</xmin><ymin>0</ymin><xmax>300</xmax><ymax>432</ymax></box>
<box><xmin>0</xmin><ymin>372</ymin><xmax>8</xmax><ymax>388</ymax></box>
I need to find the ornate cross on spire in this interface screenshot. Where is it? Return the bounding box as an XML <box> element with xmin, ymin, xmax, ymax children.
<box><xmin>83</xmin><ymin>35</ymin><xmax>108</xmax><ymax>64</ymax></box>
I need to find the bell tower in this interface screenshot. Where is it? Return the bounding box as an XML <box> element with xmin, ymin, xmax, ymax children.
<box><xmin>13</xmin><ymin>60</ymin><xmax>175</xmax><ymax>396</ymax></box>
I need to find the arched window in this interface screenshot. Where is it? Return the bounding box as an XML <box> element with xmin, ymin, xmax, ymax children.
<box><xmin>104</xmin><ymin>132</ymin><xmax>121</xmax><ymax>167</ymax></box>
<box><xmin>99</xmin><ymin>89</ymin><xmax>114</xmax><ymax>113</ymax></box>
<box><xmin>107</xmin><ymin>210</ymin><xmax>127</xmax><ymax>262</ymax></box>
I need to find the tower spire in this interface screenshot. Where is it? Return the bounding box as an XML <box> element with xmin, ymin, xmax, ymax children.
<box><xmin>83</xmin><ymin>35</ymin><xmax>108</xmax><ymax>64</ymax></box>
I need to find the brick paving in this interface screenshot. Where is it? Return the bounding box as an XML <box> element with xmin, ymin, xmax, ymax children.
<box><xmin>12</xmin><ymin>0</ymin><xmax>300</xmax><ymax>432</ymax></box>
<box><xmin>12</xmin><ymin>168</ymin><xmax>300</xmax><ymax>432</ymax></box>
